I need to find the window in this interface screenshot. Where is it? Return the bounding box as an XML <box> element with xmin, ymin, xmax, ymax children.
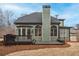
<box><xmin>51</xmin><ymin>26</ymin><xmax>57</xmax><ymax>36</ymax></box>
<box><xmin>22</xmin><ymin>28</ymin><xmax>26</xmax><ymax>36</ymax></box>
<box><xmin>18</xmin><ymin>28</ymin><xmax>21</xmax><ymax>36</ymax></box>
<box><xmin>35</xmin><ymin>25</ymin><xmax>42</xmax><ymax>36</ymax></box>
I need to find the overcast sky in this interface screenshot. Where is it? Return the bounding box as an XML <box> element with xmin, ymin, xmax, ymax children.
<box><xmin>0</xmin><ymin>3</ymin><xmax>79</xmax><ymax>27</ymax></box>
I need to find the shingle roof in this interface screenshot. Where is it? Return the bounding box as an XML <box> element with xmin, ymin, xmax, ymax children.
<box><xmin>14</xmin><ymin>12</ymin><xmax>60</xmax><ymax>24</ymax></box>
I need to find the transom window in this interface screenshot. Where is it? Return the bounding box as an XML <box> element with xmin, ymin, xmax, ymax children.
<box><xmin>35</xmin><ymin>25</ymin><xmax>42</xmax><ymax>36</ymax></box>
<box><xmin>51</xmin><ymin>26</ymin><xmax>57</xmax><ymax>36</ymax></box>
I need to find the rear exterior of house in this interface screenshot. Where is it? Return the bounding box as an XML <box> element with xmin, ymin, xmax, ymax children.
<box><xmin>14</xmin><ymin>5</ymin><xmax>70</xmax><ymax>44</ymax></box>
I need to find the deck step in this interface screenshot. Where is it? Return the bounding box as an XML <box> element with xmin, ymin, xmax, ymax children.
<box><xmin>35</xmin><ymin>40</ymin><xmax>64</xmax><ymax>44</ymax></box>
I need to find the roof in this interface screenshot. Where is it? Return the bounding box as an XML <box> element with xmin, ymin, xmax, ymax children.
<box><xmin>58</xmin><ymin>19</ymin><xmax>65</xmax><ymax>21</ymax></box>
<box><xmin>14</xmin><ymin>12</ymin><xmax>60</xmax><ymax>24</ymax></box>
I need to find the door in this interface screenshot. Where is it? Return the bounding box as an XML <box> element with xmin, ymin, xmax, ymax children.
<box><xmin>27</xmin><ymin>28</ymin><xmax>32</xmax><ymax>39</ymax></box>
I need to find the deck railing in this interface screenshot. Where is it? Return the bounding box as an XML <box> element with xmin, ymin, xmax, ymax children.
<box><xmin>15</xmin><ymin>36</ymin><xmax>32</xmax><ymax>42</ymax></box>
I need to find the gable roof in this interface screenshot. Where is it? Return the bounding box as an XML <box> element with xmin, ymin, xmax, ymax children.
<box><xmin>14</xmin><ymin>12</ymin><xmax>60</xmax><ymax>24</ymax></box>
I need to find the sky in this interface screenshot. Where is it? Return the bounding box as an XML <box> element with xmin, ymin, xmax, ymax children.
<box><xmin>0</xmin><ymin>3</ymin><xmax>79</xmax><ymax>27</ymax></box>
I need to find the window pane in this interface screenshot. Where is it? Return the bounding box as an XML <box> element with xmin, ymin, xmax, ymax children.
<box><xmin>35</xmin><ymin>29</ymin><xmax>38</xmax><ymax>36</ymax></box>
<box><xmin>51</xmin><ymin>29</ymin><xmax>53</xmax><ymax>36</ymax></box>
<box><xmin>35</xmin><ymin>25</ymin><xmax>42</xmax><ymax>36</ymax></box>
<box><xmin>18</xmin><ymin>29</ymin><xmax>21</xmax><ymax>36</ymax></box>
<box><xmin>22</xmin><ymin>29</ymin><xmax>26</xmax><ymax>36</ymax></box>
<box><xmin>39</xmin><ymin>28</ymin><xmax>42</xmax><ymax>36</ymax></box>
<box><xmin>54</xmin><ymin>29</ymin><xmax>57</xmax><ymax>36</ymax></box>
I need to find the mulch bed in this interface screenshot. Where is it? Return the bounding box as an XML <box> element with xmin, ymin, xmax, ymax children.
<box><xmin>0</xmin><ymin>41</ymin><xmax>70</xmax><ymax>56</ymax></box>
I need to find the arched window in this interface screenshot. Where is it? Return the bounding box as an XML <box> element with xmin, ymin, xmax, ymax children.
<box><xmin>35</xmin><ymin>25</ymin><xmax>42</xmax><ymax>36</ymax></box>
<box><xmin>51</xmin><ymin>26</ymin><xmax>57</xmax><ymax>36</ymax></box>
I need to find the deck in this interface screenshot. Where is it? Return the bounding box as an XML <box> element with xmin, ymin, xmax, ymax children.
<box><xmin>15</xmin><ymin>36</ymin><xmax>64</xmax><ymax>44</ymax></box>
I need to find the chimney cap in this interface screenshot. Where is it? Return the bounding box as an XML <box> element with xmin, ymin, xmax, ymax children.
<box><xmin>43</xmin><ymin>5</ymin><xmax>50</xmax><ymax>8</ymax></box>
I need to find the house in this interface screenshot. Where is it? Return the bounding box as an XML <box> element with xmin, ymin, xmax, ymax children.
<box><xmin>70</xmin><ymin>26</ymin><xmax>79</xmax><ymax>42</ymax></box>
<box><xmin>14</xmin><ymin>5</ymin><xmax>71</xmax><ymax>44</ymax></box>
<box><xmin>70</xmin><ymin>27</ymin><xmax>77</xmax><ymax>41</ymax></box>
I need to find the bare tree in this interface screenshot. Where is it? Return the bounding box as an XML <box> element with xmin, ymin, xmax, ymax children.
<box><xmin>3</xmin><ymin>10</ymin><xmax>16</xmax><ymax>35</ymax></box>
<box><xmin>0</xmin><ymin>9</ymin><xmax>16</xmax><ymax>37</ymax></box>
<box><xmin>0</xmin><ymin>9</ymin><xmax>15</xmax><ymax>27</ymax></box>
<box><xmin>0</xmin><ymin>8</ymin><xmax>5</xmax><ymax>27</ymax></box>
<box><xmin>4</xmin><ymin>10</ymin><xmax>15</xmax><ymax>26</ymax></box>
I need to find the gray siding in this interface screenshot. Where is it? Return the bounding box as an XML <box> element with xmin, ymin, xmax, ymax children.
<box><xmin>60</xmin><ymin>28</ymin><xmax>70</xmax><ymax>41</ymax></box>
